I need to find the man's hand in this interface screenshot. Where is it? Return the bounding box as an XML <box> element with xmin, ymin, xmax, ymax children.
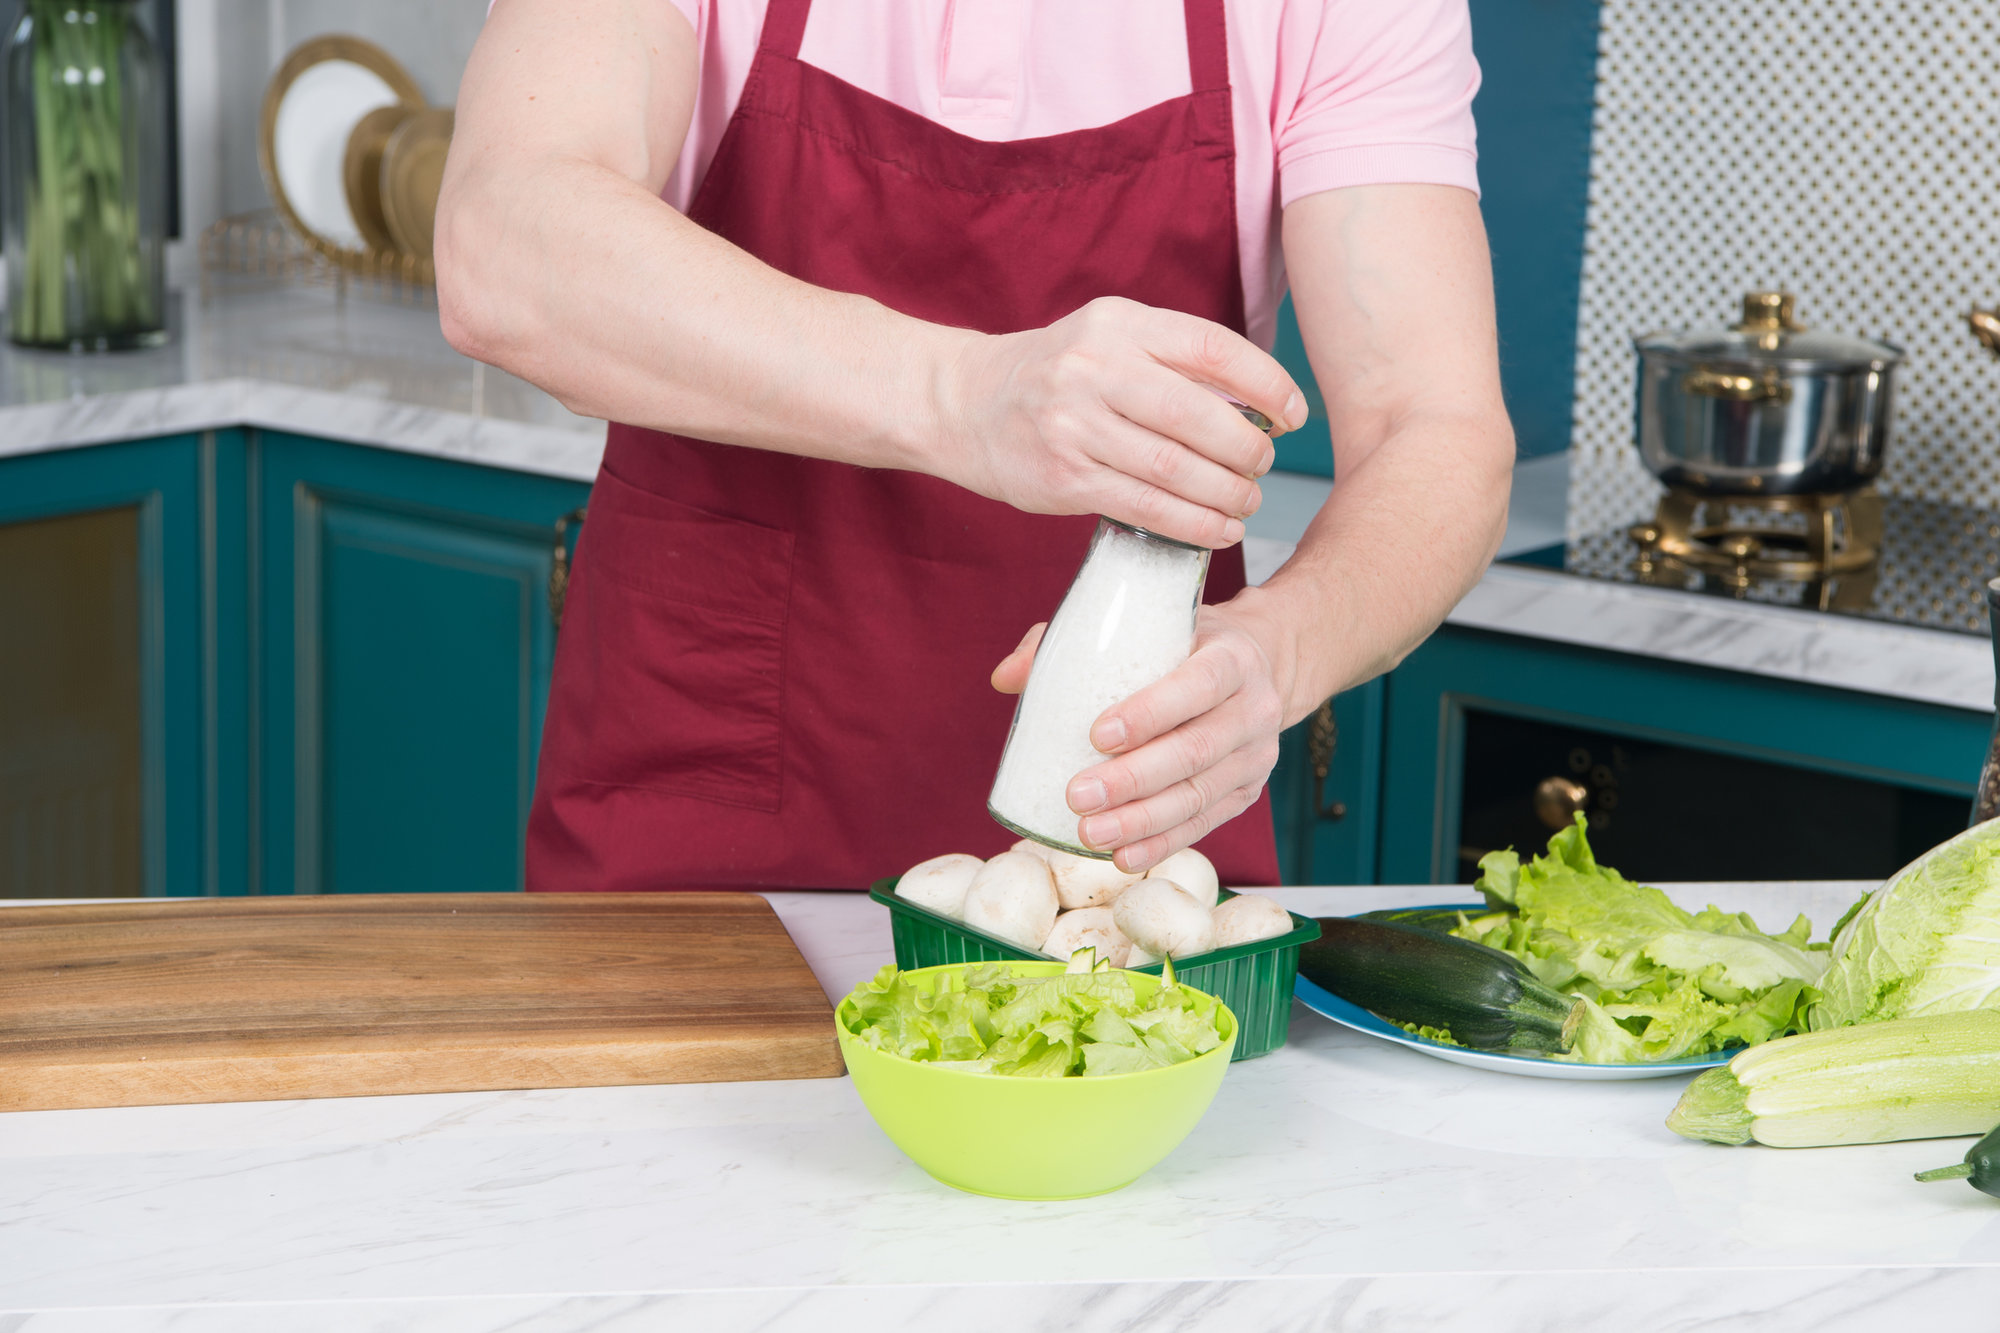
<box><xmin>991</xmin><ymin>591</ymin><xmax>1295</xmax><ymax>871</ymax></box>
<box><xmin>935</xmin><ymin>297</ymin><xmax>1305</xmax><ymax>550</ymax></box>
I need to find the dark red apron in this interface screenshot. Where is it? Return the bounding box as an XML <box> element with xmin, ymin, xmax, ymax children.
<box><xmin>526</xmin><ymin>0</ymin><xmax>1282</xmax><ymax>891</ymax></box>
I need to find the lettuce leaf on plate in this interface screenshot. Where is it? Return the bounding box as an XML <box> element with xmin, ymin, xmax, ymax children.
<box><xmin>1458</xmin><ymin>816</ymin><xmax>1827</xmax><ymax>1062</ymax></box>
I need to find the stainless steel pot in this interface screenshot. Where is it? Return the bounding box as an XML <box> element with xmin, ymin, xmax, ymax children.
<box><xmin>1633</xmin><ymin>292</ymin><xmax>1903</xmax><ymax>495</ymax></box>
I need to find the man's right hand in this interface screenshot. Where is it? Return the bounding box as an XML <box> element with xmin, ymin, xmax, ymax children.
<box><xmin>929</xmin><ymin>296</ymin><xmax>1307</xmax><ymax>550</ymax></box>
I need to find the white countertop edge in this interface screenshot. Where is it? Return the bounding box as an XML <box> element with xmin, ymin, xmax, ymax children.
<box><xmin>9</xmin><ymin>882</ymin><xmax>1993</xmax><ymax>1333</ymax></box>
<box><xmin>0</xmin><ymin>378</ymin><xmax>606</xmax><ymax>483</ymax></box>
<box><xmin>1449</xmin><ymin>562</ymin><xmax>1996</xmax><ymax>714</ymax></box>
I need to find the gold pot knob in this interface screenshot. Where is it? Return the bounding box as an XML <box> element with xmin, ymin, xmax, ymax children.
<box><xmin>1533</xmin><ymin>776</ymin><xmax>1589</xmax><ymax>831</ymax></box>
<box><xmin>1736</xmin><ymin>291</ymin><xmax>1803</xmax><ymax>334</ymax></box>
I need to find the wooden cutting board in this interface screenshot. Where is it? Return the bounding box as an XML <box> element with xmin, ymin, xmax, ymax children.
<box><xmin>0</xmin><ymin>893</ymin><xmax>845</xmax><ymax>1112</ymax></box>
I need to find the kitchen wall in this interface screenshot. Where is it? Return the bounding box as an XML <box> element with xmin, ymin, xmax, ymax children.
<box><xmin>1565</xmin><ymin>0</ymin><xmax>2000</xmax><ymax>540</ymax></box>
<box><xmin>188</xmin><ymin>0</ymin><xmax>488</xmax><ymax>232</ymax></box>
<box><xmin>1266</xmin><ymin>0</ymin><xmax>1607</xmax><ymax>474</ymax></box>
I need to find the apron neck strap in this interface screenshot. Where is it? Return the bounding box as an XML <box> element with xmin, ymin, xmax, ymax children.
<box><xmin>761</xmin><ymin>0</ymin><xmax>1229</xmax><ymax>92</ymax></box>
<box><xmin>759</xmin><ymin>0</ymin><xmax>811</xmax><ymax>58</ymax></box>
<box><xmin>1183</xmin><ymin>0</ymin><xmax>1229</xmax><ymax>93</ymax></box>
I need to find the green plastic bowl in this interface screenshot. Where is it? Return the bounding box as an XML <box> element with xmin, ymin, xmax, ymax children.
<box><xmin>835</xmin><ymin>961</ymin><xmax>1238</xmax><ymax>1200</ymax></box>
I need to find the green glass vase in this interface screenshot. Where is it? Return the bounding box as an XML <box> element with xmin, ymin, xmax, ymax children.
<box><xmin>3</xmin><ymin>0</ymin><xmax>167</xmax><ymax>350</ymax></box>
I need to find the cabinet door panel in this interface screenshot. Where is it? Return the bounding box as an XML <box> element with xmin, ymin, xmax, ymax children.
<box><xmin>0</xmin><ymin>437</ymin><xmax>204</xmax><ymax>897</ymax></box>
<box><xmin>0</xmin><ymin>506</ymin><xmax>145</xmax><ymax>896</ymax></box>
<box><xmin>310</xmin><ymin>500</ymin><xmax>549</xmax><ymax>893</ymax></box>
<box><xmin>260</xmin><ymin>434</ymin><xmax>591</xmax><ymax>894</ymax></box>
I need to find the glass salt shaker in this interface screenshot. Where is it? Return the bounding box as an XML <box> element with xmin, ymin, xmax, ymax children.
<box><xmin>988</xmin><ymin>407</ymin><xmax>1272</xmax><ymax>857</ymax></box>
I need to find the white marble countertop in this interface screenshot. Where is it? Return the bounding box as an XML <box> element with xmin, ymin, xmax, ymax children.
<box><xmin>1449</xmin><ymin>560</ymin><xmax>1996</xmax><ymax>715</ymax></box>
<box><xmin>1</xmin><ymin>287</ymin><xmax>1987</xmax><ymax>715</ymax></box>
<box><xmin>1245</xmin><ymin>454</ymin><xmax>1996</xmax><ymax>716</ymax></box>
<box><xmin>5</xmin><ymin>882</ymin><xmax>1995</xmax><ymax>1332</ymax></box>
<box><xmin>0</xmin><ymin>284</ymin><xmax>605</xmax><ymax>481</ymax></box>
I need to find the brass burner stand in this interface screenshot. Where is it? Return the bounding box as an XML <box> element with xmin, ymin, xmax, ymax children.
<box><xmin>1630</xmin><ymin>485</ymin><xmax>1883</xmax><ymax>587</ymax></box>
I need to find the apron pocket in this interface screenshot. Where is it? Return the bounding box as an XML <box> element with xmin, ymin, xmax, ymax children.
<box><xmin>564</xmin><ymin>470</ymin><xmax>794</xmax><ymax>813</ymax></box>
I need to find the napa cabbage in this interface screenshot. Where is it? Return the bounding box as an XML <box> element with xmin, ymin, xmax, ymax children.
<box><xmin>1809</xmin><ymin>817</ymin><xmax>2000</xmax><ymax>1029</ymax></box>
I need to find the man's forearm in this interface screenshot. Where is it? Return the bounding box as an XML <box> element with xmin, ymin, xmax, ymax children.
<box><xmin>439</xmin><ymin>153</ymin><xmax>962</xmax><ymax>471</ymax></box>
<box><xmin>1229</xmin><ymin>410</ymin><xmax>1514</xmax><ymax>727</ymax></box>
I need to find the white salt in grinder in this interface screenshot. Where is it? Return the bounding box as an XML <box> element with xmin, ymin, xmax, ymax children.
<box><xmin>988</xmin><ymin>407</ymin><xmax>1274</xmax><ymax>857</ymax></box>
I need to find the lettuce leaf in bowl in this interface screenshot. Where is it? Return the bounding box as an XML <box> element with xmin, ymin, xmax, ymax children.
<box><xmin>842</xmin><ymin>963</ymin><xmax>1226</xmax><ymax>1077</ymax></box>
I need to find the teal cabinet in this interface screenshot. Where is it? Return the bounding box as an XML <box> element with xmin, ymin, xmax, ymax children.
<box><xmin>256</xmin><ymin>435</ymin><xmax>589</xmax><ymax>893</ymax></box>
<box><xmin>9</xmin><ymin>431</ymin><xmax>1982</xmax><ymax>896</ymax></box>
<box><xmin>0</xmin><ymin>430</ymin><xmax>586</xmax><ymax>897</ymax></box>
<box><xmin>1377</xmin><ymin>626</ymin><xmax>1987</xmax><ymax>885</ymax></box>
<box><xmin>1269</xmin><ymin>682</ymin><xmax>1386</xmax><ymax>887</ymax></box>
<box><xmin>0</xmin><ymin>435</ymin><xmax>208</xmax><ymax>897</ymax></box>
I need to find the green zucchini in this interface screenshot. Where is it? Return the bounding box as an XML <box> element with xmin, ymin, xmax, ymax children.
<box><xmin>1301</xmin><ymin>916</ymin><xmax>1584</xmax><ymax>1054</ymax></box>
<box><xmin>1355</xmin><ymin>906</ymin><xmax>1515</xmax><ymax>936</ymax></box>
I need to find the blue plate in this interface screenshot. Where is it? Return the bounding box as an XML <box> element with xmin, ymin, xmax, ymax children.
<box><xmin>1292</xmin><ymin>904</ymin><xmax>1735</xmax><ymax>1081</ymax></box>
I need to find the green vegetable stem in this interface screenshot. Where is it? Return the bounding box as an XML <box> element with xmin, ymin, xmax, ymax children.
<box><xmin>7</xmin><ymin>0</ymin><xmax>162</xmax><ymax>348</ymax></box>
<box><xmin>1916</xmin><ymin>1121</ymin><xmax>2000</xmax><ymax>1199</ymax></box>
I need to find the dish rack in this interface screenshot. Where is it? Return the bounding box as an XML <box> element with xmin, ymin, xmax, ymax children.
<box><xmin>198</xmin><ymin>210</ymin><xmax>435</xmax><ymax>306</ymax></box>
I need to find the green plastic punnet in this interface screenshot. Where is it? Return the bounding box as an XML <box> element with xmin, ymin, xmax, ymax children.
<box><xmin>868</xmin><ymin>878</ymin><xmax>1319</xmax><ymax>1061</ymax></box>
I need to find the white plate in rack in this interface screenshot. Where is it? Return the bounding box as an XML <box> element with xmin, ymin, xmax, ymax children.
<box><xmin>259</xmin><ymin>36</ymin><xmax>425</xmax><ymax>257</ymax></box>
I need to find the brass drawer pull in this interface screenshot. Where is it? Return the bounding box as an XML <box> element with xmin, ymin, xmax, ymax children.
<box><xmin>1306</xmin><ymin>698</ymin><xmax>1346</xmax><ymax>822</ymax></box>
<box><xmin>549</xmin><ymin>507</ymin><xmax>586</xmax><ymax>629</ymax></box>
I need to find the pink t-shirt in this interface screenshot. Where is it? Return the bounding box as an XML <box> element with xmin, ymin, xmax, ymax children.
<box><xmin>662</xmin><ymin>0</ymin><xmax>1481</xmax><ymax>348</ymax></box>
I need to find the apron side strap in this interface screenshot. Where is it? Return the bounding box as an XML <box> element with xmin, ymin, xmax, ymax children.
<box><xmin>1183</xmin><ymin>0</ymin><xmax>1230</xmax><ymax>93</ymax></box>
<box><xmin>757</xmin><ymin>0</ymin><xmax>814</xmax><ymax>59</ymax></box>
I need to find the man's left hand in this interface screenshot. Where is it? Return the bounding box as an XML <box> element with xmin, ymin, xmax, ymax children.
<box><xmin>991</xmin><ymin>599</ymin><xmax>1293</xmax><ymax>872</ymax></box>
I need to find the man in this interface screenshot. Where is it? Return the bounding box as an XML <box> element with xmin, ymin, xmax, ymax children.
<box><xmin>436</xmin><ymin>0</ymin><xmax>1514</xmax><ymax>891</ymax></box>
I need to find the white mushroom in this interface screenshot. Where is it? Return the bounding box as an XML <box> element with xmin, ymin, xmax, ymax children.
<box><xmin>1145</xmin><ymin>848</ymin><xmax>1219</xmax><ymax>908</ymax></box>
<box><xmin>1040</xmin><ymin>846</ymin><xmax>1141</xmax><ymax>910</ymax></box>
<box><xmin>894</xmin><ymin>852</ymin><xmax>984</xmax><ymax>918</ymax></box>
<box><xmin>1210</xmin><ymin>894</ymin><xmax>1294</xmax><ymax>948</ymax></box>
<box><xmin>961</xmin><ymin>851</ymin><xmax>1060</xmax><ymax>952</ymax></box>
<box><xmin>1113</xmin><ymin>879</ymin><xmax>1217</xmax><ymax>961</ymax></box>
<box><xmin>1009</xmin><ymin>838</ymin><xmax>1051</xmax><ymax>860</ymax></box>
<box><xmin>1041</xmin><ymin>906</ymin><xmax>1134</xmax><ymax>968</ymax></box>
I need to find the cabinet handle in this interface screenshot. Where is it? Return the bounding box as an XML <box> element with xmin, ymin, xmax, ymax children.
<box><xmin>549</xmin><ymin>507</ymin><xmax>587</xmax><ymax>630</ymax></box>
<box><xmin>1307</xmin><ymin>698</ymin><xmax>1347</xmax><ymax>822</ymax></box>
<box><xmin>1534</xmin><ymin>776</ymin><xmax>1589</xmax><ymax>830</ymax></box>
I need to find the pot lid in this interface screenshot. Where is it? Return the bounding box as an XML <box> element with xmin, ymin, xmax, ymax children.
<box><xmin>1634</xmin><ymin>292</ymin><xmax>1904</xmax><ymax>368</ymax></box>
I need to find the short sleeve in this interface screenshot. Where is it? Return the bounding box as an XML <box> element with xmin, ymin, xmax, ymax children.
<box><xmin>1274</xmin><ymin>0</ymin><xmax>1482</xmax><ymax>207</ymax></box>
